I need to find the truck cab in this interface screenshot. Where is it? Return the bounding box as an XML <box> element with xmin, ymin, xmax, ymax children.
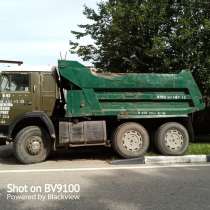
<box><xmin>0</xmin><ymin>65</ymin><xmax>59</xmax><ymax>145</ymax></box>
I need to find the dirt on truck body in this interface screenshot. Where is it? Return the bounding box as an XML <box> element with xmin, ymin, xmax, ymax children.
<box><xmin>0</xmin><ymin>60</ymin><xmax>205</xmax><ymax>164</ymax></box>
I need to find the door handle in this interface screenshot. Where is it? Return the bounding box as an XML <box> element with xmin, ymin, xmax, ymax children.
<box><xmin>33</xmin><ymin>85</ymin><xmax>36</xmax><ymax>93</ymax></box>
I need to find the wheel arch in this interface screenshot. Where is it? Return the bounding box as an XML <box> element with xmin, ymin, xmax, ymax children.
<box><xmin>9</xmin><ymin>112</ymin><xmax>56</xmax><ymax>141</ymax></box>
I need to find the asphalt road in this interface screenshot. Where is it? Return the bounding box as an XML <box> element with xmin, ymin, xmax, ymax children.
<box><xmin>0</xmin><ymin>145</ymin><xmax>210</xmax><ymax>210</ymax></box>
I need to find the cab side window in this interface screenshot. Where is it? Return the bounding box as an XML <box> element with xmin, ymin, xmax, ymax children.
<box><xmin>10</xmin><ymin>74</ymin><xmax>30</xmax><ymax>91</ymax></box>
<box><xmin>0</xmin><ymin>73</ymin><xmax>30</xmax><ymax>92</ymax></box>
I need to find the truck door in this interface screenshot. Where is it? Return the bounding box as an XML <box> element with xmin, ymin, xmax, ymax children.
<box><xmin>31</xmin><ymin>72</ymin><xmax>57</xmax><ymax>115</ymax></box>
<box><xmin>40</xmin><ymin>72</ymin><xmax>57</xmax><ymax>116</ymax></box>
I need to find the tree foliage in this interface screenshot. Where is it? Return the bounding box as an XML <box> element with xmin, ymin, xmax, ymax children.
<box><xmin>70</xmin><ymin>0</ymin><xmax>210</xmax><ymax>93</ymax></box>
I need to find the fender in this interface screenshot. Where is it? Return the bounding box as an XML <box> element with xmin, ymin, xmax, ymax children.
<box><xmin>9</xmin><ymin>112</ymin><xmax>56</xmax><ymax>139</ymax></box>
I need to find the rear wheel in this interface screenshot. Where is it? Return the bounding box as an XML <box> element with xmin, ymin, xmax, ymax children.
<box><xmin>155</xmin><ymin>122</ymin><xmax>189</xmax><ymax>155</ymax></box>
<box><xmin>14</xmin><ymin>126</ymin><xmax>51</xmax><ymax>164</ymax></box>
<box><xmin>112</xmin><ymin>122</ymin><xmax>149</xmax><ymax>158</ymax></box>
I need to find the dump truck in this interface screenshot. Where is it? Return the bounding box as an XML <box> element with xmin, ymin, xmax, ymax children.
<box><xmin>0</xmin><ymin>60</ymin><xmax>205</xmax><ymax>164</ymax></box>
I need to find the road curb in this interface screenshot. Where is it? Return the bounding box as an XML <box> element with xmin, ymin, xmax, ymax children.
<box><xmin>145</xmin><ymin>155</ymin><xmax>208</xmax><ymax>164</ymax></box>
<box><xmin>110</xmin><ymin>155</ymin><xmax>210</xmax><ymax>165</ymax></box>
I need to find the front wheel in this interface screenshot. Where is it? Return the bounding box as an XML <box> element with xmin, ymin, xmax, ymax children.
<box><xmin>112</xmin><ymin>122</ymin><xmax>149</xmax><ymax>158</ymax></box>
<box><xmin>155</xmin><ymin>122</ymin><xmax>189</xmax><ymax>155</ymax></box>
<box><xmin>14</xmin><ymin>126</ymin><xmax>51</xmax><ymax>164</ymax></box>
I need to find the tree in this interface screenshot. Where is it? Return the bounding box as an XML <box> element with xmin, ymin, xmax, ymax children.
<box><xmin>70</xmin><ymin>0</ymin><xmax>210</xmax><ymax>93</ymax></box>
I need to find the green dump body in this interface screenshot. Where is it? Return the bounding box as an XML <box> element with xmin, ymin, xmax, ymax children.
<box><xmin>58</xmin><ymin>60</ymin><xmax>205</xmax><ymax>119</ymax></box>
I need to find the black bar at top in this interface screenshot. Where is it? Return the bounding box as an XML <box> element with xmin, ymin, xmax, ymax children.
<box><xmin>0</xmin><ymin>60</ymin><xmax>23</xmax><ymax>65</ymax></box>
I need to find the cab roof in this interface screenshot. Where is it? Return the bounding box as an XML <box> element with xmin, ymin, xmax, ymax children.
<box><xmin>0</xmin><ymin>65</ymin><xmax>54</xmax><ymax>72</ymax></box>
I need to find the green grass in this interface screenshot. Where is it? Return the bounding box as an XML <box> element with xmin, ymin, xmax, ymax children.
<box><xmin>186</xmin><ymin>143</ymin><xmax>210</xmax><ymax>155</ymax></box>
<box><xmin>145</xmin><ymin>142</ymin><xmax>210</xmax><ymax>156</ymax></box>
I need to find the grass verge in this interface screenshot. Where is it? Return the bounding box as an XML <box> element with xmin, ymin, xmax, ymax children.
<box><xmin>186</xmin><ymin>143</ymin><xmax>210</xmax><ymax>155</ymax></box>
<box><xmin>145</xmin><ymin>142</ymin><xmax>210</xmax><ymax>156</ymax></box>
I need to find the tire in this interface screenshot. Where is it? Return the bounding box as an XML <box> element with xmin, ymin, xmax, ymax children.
<box><xmin>112</xmin><ymin>122</ymin><xmax>149</xmax><ymax>158</ymax></box>
<box><xmin>14</xmin><ymin>126</ymin><xmax>51</xmax><ymax>164</ymax></box>
<box><xmin>155</xmin><ymin>122</ymin><xmax>189</xmax><ymax>155</ymax></box>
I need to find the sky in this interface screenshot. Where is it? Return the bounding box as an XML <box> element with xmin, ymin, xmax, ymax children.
<box><xmin>0</xmin><ymin>0</ymin><xmax>98</xmax><ymax>66</ymax></box>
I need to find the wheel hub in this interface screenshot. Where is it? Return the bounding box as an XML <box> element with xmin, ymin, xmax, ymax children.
<box><xmin>26</xmin><ymin>136</ymin><xmax>42</xmax><ymax>155</ymax></box>
<box><xmin>165</xmin><ymin>129</ymin><xmax>184</xmax><ymax>151</ymax></box>
<box><xmin>122</xmin><ymin>130</ymin><xmax>143</xmax><ymax>152</ymax></box>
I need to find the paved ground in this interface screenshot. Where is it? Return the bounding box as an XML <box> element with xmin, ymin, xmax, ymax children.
<box><xmin>0</xmin><ymin>145</ymin><xmax>210</xmax><ymax>210</ymax></box>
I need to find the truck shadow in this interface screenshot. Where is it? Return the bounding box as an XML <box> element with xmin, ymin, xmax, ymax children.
<box><xmin>0</xmin><ymin>144</ymin><xmax>119</xmax><ymax>165</ymax></box>
<box><xmin>50</xmin><ymin>146</ymin><xmax>119</xmax><ymax>161</ymax></box>
<box><xmin>0</xmin><ymin>144</ymin><xmax>19</xmax><ymax>165</ymax></box>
